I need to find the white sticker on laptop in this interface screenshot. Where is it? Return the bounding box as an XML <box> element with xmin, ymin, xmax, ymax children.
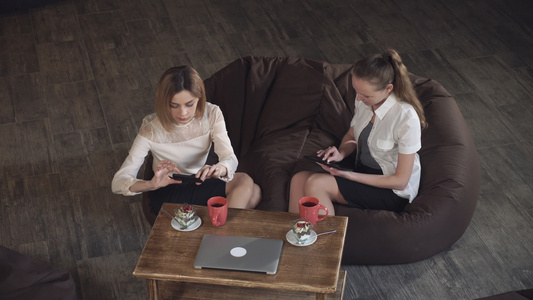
<box><xmin>230</xmin><ymin>247</ymin><xmax>247</xmax><ymax>257</ymax></box>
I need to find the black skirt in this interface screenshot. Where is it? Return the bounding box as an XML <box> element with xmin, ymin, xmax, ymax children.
<box><xmin>149</xmin><ymin>178</ymin><xmax>226</xmax><ymax>214</ymax></box>
<box><xmin>335</xmin><ymin>163</ymin><xmax>408</xmax><ymax>212</ymax></box>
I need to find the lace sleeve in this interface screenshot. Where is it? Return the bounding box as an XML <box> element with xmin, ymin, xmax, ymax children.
<box><xmin>209</xmin><ymin>105</ymin><xmax>238</xmax><ymax>181</ymax></box>
<box><xmin>111</xmin><ymin>134</ymin><xmax>151</xmax><ymax>196</ymax></box>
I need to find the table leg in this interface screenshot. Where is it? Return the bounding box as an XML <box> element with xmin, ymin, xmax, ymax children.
<box><xmin>316</xmin><ymin>293</ymin><xmax>326</xmax><ymax>300</ymax></box>
<box><xmin>146</xmin><ymin>279</ymin><xmax>159</xmax><ymax>300</ymax></box>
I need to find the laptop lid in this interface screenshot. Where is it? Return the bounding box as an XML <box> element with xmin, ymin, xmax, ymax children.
<box><xmin>194</xmin><ymin>234</ymin><xmax>283</xmax><ymax>275</ymax></box>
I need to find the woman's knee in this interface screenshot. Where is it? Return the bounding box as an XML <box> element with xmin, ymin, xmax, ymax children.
<box><xmin>305</xmin><ymin>173</ymin><xmax>335</xmax><ymax>193</ymax></box>
<box><xmin>291</xmin><ymin>171</ymin><xmax>314</xmax><ymax>186</ymax></box>
<box><xmin>227</xmin><ymin>172</ymin><xmax>254</xmax><ymax>191</ymax></box>
<box><xmin>234</xmin><ymin>172</ymin><xmax>253</xmax><ymax>183</ymax></box>
<box><xmin>249</xmin><ymin>183</ymin><xmax>262</xmax><ymax>208</ymax></box>
<box><xmin>305</xmin><ymin>173</ymin><xmax>326</xmax><ymax>187</ymax></box>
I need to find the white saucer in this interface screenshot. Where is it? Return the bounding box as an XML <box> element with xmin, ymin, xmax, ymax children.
<box><xmin>171</xmin><ymin>216</ymin><xmax>202</xmax><ymax>231</ymax></box>
<box><xmin>286</xmin><ymin>230</ymin><xmax>317</xmax><ymax>246</ymax></box>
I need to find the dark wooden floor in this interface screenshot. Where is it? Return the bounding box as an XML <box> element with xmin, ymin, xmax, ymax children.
<box><xmin>1</xmin><ymin>0</ymin><xmax>532</xmax><ymax>299</ymax></box>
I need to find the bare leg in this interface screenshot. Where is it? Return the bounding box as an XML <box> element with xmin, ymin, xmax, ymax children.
<box><xmin>247</xmin><ymin>183</ymin><xmax>261</xmax><ymax>209</ymax></box>
<box><xmin>288</xmin><ymin>171</ymin><xmax>314</xmax><ymax>213</ymax></box>
<box><xmin>303</xmin><ymin>173</ymin><xmax>348</xmax><ymax>216</ymax></box>
<box><xmin>225</xmin><ymin>173</ymin><xmax>261</xmax><ymax>209</ymax></box>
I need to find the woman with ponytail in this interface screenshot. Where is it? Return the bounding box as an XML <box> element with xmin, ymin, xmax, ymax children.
<box><xmin>289</xmin><ymin>49</ymin><xmax>426</xmax><ymax>215</ymax></box>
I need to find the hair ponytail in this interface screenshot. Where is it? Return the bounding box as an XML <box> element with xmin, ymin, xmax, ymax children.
<box><xmin>353</xmin><ymin>49</ymin><xmax>427</xmax><ymax>128</ymax></box>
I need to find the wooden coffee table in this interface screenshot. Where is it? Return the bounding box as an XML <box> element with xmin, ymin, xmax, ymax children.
<box><xmin>133</xmin><ymin>203</ymin><xmax>348</xmax><ymax>300</ymax></box>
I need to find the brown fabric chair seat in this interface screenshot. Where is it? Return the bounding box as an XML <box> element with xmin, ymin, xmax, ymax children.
<box><xmin>141</xmin><ymin>56</ymin><xmax>480</xmax><ymax>264</ymax></box>
<box><xmin>0</xmin><ymin>246</ymin><xmax>77</xmax><ymax>300</ymax></box>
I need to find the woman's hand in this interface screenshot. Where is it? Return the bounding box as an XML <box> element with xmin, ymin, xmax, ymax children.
<box><xmin>128</xmin><ymin>160</ymin><xmax>183</xmax><ymax>193</ymax></box>
<box><xmin>197</xmin><ymin>164</ymin><xmax>227</xmax><ymax>182</ymax></box>
<box><xmin>318</xmin><ymin>162</ymin><xmax>351</xmax><ymax>178</ymax></box>
<box><xmin>317</xmin><ymin>146</ymin><xmax>344</xmax><ymax>163</ymax></box>
<box><xmin>320</xmin><ymin>153</ymin><xmax>416</xmax><ymax>190</ymax></box>
<box><xmin>319</xmin><ymin>128</ymin><xmax>357</xmax><ymax>163</ymax></box>
<box><xmin>151</xmin><ymin>160</ymin><xmax>180</xmax><ymax>188</ymax></box>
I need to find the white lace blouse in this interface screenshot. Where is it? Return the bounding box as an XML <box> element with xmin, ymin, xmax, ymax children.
<box><xmin>111</xmin><ymin>103</ymin><xmax>238</xmax><ymax>196</ymax></box>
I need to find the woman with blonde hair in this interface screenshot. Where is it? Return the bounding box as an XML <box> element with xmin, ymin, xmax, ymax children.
<box><xmin>289</xmin><ymin>49</ymin><xmax>426</xmax><ymax>215</ymax></box>
<box><xmin>112</xmin><ymin>66</ymin><xmax>261</xmax><ymax>213</ymax></box>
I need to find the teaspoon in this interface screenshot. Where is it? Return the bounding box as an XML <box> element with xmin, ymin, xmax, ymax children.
<box><xmin>316</xmin><ymin>229</ymin><xmax>337</xmax><ymax>236</ymax></box>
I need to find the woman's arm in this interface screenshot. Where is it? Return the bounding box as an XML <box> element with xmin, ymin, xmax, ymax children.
<box><xmin>338</xmin><ymin>127</ymin><xmax>358</xmax><ymax>159</ymax></box>
<box><xmin>208</xmin><ymin>105</ymin><xmax>238</xmax><ymax>181</ymax></box>
<box><xmin>322</xmin><ymin>152</ymin><xmax>416</xmax><ymax>190</ymax></box>
<box><xmin>317</xmin><ymin>127</ymin><xmax>357</xmax><ymax>162</ymax></box>
<box><xmin>129</xmin><ymin>160</ymin><xmax>180</xmax><ymax>193</ymax></box>
<box><xmin>112</xmin><ymin>135</ymin><xmax>180</xmax><ymax>195</ymax></box>
<box><xmin>111</xmin><ymin>135</ymin><xmax>150</xmax><ymax>195</ymax></box>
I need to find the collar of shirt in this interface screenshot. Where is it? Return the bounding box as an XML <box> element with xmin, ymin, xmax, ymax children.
<box><xmin>373</xmin><ymin>92</ymin><xmax>398</xmax><ymax>121</ymax></box>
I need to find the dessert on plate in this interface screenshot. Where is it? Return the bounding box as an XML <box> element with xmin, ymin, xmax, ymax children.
<box><xmin>290</xmin><ymin>218</ymin><xmax>313</xmax><ymax>244</ymax></box>
<box><xmin>174</xmin><ymin>203</ymin><xmax>197</xmax><ymax>227</ymax></box>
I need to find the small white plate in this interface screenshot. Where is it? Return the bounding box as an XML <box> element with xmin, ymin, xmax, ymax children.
<box><xmin>171</xmin><ymin>216</ymin><xmax>202</xmax><ymax>231</ymax></box>
<box><xmin>286</xmin><ymin>229</ymin><xmax>317</xmax><ymax>246</ymax></box>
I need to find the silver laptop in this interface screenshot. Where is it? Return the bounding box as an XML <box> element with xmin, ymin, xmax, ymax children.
<box><xmin>194</xmin><ymin>234</ymin><xmax>283</xmax><ymax>275</ymax></box>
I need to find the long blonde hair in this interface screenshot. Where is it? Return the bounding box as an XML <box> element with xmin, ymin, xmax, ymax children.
<box><xmin>155</xmin><ymin>66</ymin><xmax>206</xmax><ymax>132</ymax></box>
<box><xmin>353</xmin><ymin>49</ymin><xmax>427</xmax><ymax>128</ymax></box>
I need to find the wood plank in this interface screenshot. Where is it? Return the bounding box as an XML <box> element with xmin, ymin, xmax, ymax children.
<box><xmin>471</xmin><ymin>185</ymin><xmax>533</xmax><ymax>270</ymax></box>
<box><xmin>31</xmin><ymin>2</ymin><xmax>80</xmax><ymax>44</ymax></box>
<box><xmin>403</xmin><ymin>49</ymin><xmax>477</xmax><ymax>95</ymax></box>
<box><xmin>0</xmin><ymin>123</ymin><xmax>26</xmax><ymax>180</ymax></box>
<box><xmin>117</xmin><ymin>0</ymin><xmax>169</xmax><ymax>21</ymax></box>
<box><xmin>157</xmin><ymin>269</ymin><xmax>347</xmax><ymax>299</ymax></box>
<box><xmin>68</xmin><ymin>188</ymin><xmax>144</xmax><ymax>258</ymax></box>
<box><xmin>36</xmin><ymin>40</ymin><xmax>92</xmax><ymax>85</ymax></box>
<box><xmin>76</xmin><ymin>251</ymin><xmax>147</xmax><ymax>300</ymax></box>
<box><xmin>9</xmin><ymin>74</ymin><xmax>47</xmax><ymax>122</ymax></box>
<box><xmin>0</xmin><ymin>33</ymin><xmax>39</xmax><ymax>76</ymax></box>
<box><xmin>228</xmin><ymin>29</ymin><xmax>286</xmax><ymax>59</ymax></box>
<box><xmin>78</xmin><ymin>10</ymin><xmax>131</xmax><ymax>53</ymax></box>
<box><xmin>98</xmin><ymin>86</ymin><xmax>153</xmax><ymax>145</ymax></box>
<box><xmin>73</xmin><ymin>0</ymin><xmax>121</xmax><ymax>15</ymax></box>
<box><xmin>0</xmin><ymin>77</ymin><xmax>15</xmax><ymax>123</ymax></box>
<box><xmin>45</xmin><ymin>81</ymin><xmax>105</xmax><ymax>133</ymax></box>
<box><xmin>2</xmin><ymin>173</ymin><xmax>63</xmax><ymax>245</ymax></box>
<box><xmin>160</xmin><ymin>0</ymin><xmax>208</xmax><ymax>27</ymax></box>
<box><xmin>0</xmin><ymin>13</ymin><xmax>32</xmax><ymax>36</ymax></box>
<box><xmin>452</xmin><ymin>56</ymin><xmax>527</xmax><ymax>99</ymax></box>
<box><xmin>6</xmin><ymin>119</ymin><xmax>55</xmax><ymax>177</ymax></box>
<box><xmin>453</xmin><ymin>91</ymin><xmax>522</xmax><ymax>150</ymax></box>
<box><xmin>176</xmin><ymin>24</ymin><xmax>237</xmax><ymax>66</ymax></box>
<box><xmin>127</xmin><ymin>18</ymin><xmax>184</xmax><ymax>59</ymax></box>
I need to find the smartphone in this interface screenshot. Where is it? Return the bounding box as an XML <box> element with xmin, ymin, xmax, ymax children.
<box><xmin>170</xmin><ymin>173</ymin><xmax>203</xmax><ymax>183</ymax></box>
<box><xmin>303</xmin><ymin>155</ymin><xmax>352</xmax><ymax>171</ymax></box>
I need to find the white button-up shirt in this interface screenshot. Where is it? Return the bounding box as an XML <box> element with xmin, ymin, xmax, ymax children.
<box><xmin>350</xmin><ymin>93</ymin><xmax>421</xmax><ymax>201</ymax></box>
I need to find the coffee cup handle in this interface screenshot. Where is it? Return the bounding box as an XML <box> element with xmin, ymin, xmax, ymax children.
<box><xmin>317</xmin><ymin>205</ymin><xmax>329</xmax><ymax>222</ymax></box>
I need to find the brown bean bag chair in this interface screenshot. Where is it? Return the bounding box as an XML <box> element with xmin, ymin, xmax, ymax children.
<box><xmin>0</xmin><ymin>246</ymin><xmax>77</xmax><ymax>300</ymax></box>
<box><xmin>142</xmin><ymin>56</ymin><xmax>480</xmax><ymax>265</ymax></box>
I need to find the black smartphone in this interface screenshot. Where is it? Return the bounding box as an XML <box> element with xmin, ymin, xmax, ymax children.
<box><xmin>303</xmin><ymin>155</ymin><xmax>352</xmax><ymax>171</ymax></box>
<box><xmin>170</xmin><ymin>173</ymin><xmax>203</xmax><ymax>183</ymax></box>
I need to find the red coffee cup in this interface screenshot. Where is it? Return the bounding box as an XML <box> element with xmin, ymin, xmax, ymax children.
<box><xmin>208</xmin><ymin>196</ymin><xmax>228</xmax><ymax>226</ymax></box>
<box><xmin>298</xmin><ymin>196</ymin><xmax>329</xmax><ymax>224</ymax></box>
